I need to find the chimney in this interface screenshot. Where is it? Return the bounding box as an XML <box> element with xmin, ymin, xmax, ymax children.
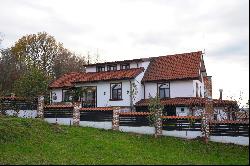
<box><xmin>204</xmin><ymin>76</ymin><xmax>212</xmax><ymax>99</ymax></box>
<box><xmin>219</xmin><ymin>89</ymin><xmax>223</xmax><ymax>100</ymax></box>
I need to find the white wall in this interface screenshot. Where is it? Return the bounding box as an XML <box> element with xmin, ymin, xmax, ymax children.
<box><xmin>176</xmin><ymin>107</ymin><xmax>190</xmax><ymax>116</ymax></box>
<box><xmin>144</xmin><ymin>80</ymin><xmax>195</xmax><ymax>99</ymax></box>
<box><xmin>5</xmin><ymin>110</ymin><xmax>37</xmax><ymax>118</ymax></box>
<box><xmin>193</xmin><ymin>80</ymin><xmax>205</xmax><ymax>97</ymax></box>
<box><xmin>44</xmin><ymin>118</ymin><xmax>73</xmax><ymax>125</ymax></box>
<box><xmin>76</xmin><ymin>80</ymin><xmax>132</xmax><ymax>107</ymax></box>
<box><xmin>171</xmin><ymin>80</ymin><xmax>194</xmax><ymax>98</ymax></box>
<box><xmin>85</xmin><ymin>66</ymin><xmax>96</xmax><ymax>73</ymax></box>
<box><xmin>51</xmin><ymin>89</ymin><xmax>62</xmax><ymax>103</ymax></box>
<box><xmin>162</xmin><ymin>130</ymin><xmax>202</xmax><ymax>139</ymax></box>
<box><xmin>130</xmin><ymin>62</ymin><xmax>138</xmax><ymax>68</ymax></box>
<box><xmin>119</xmin><ymin>126</ymin><xmax>155</xmax><ymax>135</ymax></box>
<box><xmin>80</xmin><ymin>121</ymin><xmax>112</xmax><ymax>130</ymax></box>
<box><xmin>133</xmin><ymin>61</ymin><xmax>150</xmax><ymax>103</ymax></box>
<box><xmin>85</xmin><ymin>60</ymin><xmax>150</xmax><ymax>73</ymax></box>
<box><xmin>144</xmin><ymin>82</ymin><xmax>157</xmax><ymax>99</ymax></box>
<box><xmin>210</xmin><ymin>136</ymin><xmax>249</xmax><ymax>146</ymax></box>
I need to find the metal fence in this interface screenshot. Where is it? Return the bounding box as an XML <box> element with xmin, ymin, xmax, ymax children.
<box><xmin>44</xmin><ymin>107</ymin><xmax>73</xmax><ymax>118</ymax></box>
<box><xmin>162</xmin><ymin>116</ymin><xmax>202</xmax><ymax>131</ymax></box>
<box><xmin>0</xmin><ymin>97</ymin><xmax>37</xmax><ymax>111</ymax></box>
<box><xmin>119</xmin><ymin>112</ymin><xmax>151</xmax><ymax>127</ymax></box>
<box><xmin>209</xmin><ymin>121</ymin><xmax>249</xmax><ymax>137</ymax></box>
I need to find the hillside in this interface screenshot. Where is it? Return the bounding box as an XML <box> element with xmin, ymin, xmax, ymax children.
<box><xmin>0</xmin><ymin>116</ymin><xmax>249</xmax><ymax>165</ymax></box>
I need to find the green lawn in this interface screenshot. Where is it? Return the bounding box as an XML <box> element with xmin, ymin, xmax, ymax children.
<box><xmin>0</xmin><ymin>116</ymin><xmax>249</xmax><ymax>165</ymax></box>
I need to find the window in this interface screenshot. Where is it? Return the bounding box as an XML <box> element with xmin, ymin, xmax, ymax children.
<box><xmin>97</xmin><ymin>66</ymin><xmax>105</xmax><ymax>72</ymax></box>
<box><xmin>110</xmin><ymin>83</ymin><xmax>122</xmax><ymax>100</ymax></box>
<box><xmin>181</xmin><ymin>108</ymin><xmax>185</xmax><ymax>112</ymax></box>
<box><xmin>107</xmin><ymin>65</ymin><xmax>117</xmax><ymax>71</ymax></box>
<box><xmin>62</xmin><ymin>89</ymin><xmax>73</xmax><ymax>102</ymax></box>
<box><xmin>120</xmin><ymin>64</ymin><xmax>130</xmax><ymax>70</ymax></box>
<box><xmin>158</xmin><ymin>83</ymin><xmax>170</xmax><ymax>99</ymax></box>
<box><xmin>196</xmin><ymin>83</ymin><xmax>199</xmax><ymax>97</ymax></box>
<box><xmin>214</xmin><ymin>114</ymin><xmax>218</xmax><ymax>120</ymax></box>
<box><xmin>200</xmin><ymin>86</ymin><xmax>202</xmax><ymax>97</ymax></box>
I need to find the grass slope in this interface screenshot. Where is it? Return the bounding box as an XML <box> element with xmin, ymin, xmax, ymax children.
<box><xmin>0</xmin><ymin>116</ymin><xmax>249</xmax><ymax>165</ymax></box>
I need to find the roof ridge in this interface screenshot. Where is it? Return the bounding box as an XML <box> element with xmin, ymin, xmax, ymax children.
<box><xmin>155</xmin><ymin>51</ymin><xmax>202</xmax><ymax>59</ymax></box>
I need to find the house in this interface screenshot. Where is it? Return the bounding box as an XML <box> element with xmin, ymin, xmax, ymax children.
<box><xmin>49</xmin><ymin>51</ymin><xmax>237</xmax><ymax>119</ymax></box>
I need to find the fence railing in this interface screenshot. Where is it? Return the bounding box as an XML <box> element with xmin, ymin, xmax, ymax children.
<box><xmin>209</xmin><ymin>121</ymin><xmax>249</xmax><ymax>137</ymax></box>
<box><xmin>162</xmin><ymin>116</ymin><xmax>202</xmax><ymax>131</ymax></box>
<box><xmin>119</xmin><ymin>112</ymin><xmax>151</xmax><ymax>127</ymax></box>
<box><xmin>0</xmin><ymin>97</ymin><xmax>37</xmax><ymax>111</ymax></box>
<box><xmin>80</xmin><ymin>107</ymin><xmax>113</xmax><ymax>122</ymax></box>
<box><xmin>3</xmin><ymin>96</ymin><xmax>249</xmax><ymax>144</ymax></box>
<box><xmin>44</xmin><ymin>108</ymin><xmax>73</xmax><ymax>118</ymax></box>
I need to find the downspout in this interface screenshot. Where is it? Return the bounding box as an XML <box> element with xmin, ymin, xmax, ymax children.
<box><xmin>129</xmin><ymin>79</ymin><xmax>133</xmax><ymax>112</ymax></box>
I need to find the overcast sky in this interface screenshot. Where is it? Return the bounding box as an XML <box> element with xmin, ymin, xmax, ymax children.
<box><xmin>0</xmin><ymin>0</ymin><xmax>249</xmax><ymax>106</ymax></box>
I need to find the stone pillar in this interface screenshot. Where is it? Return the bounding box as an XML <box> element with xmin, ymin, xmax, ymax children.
<box><xmin>37</xmin><ymin>95</ymin><xmax>44</xmax><ymax>119</ymax></box>
<box><xmin>155</xmin><ymin>109</ymin><xmax>163</xmax><ymax>138</ymax></box>
<box><xmin>202</xmin><ymin>98</ymin><xmax>213</xmax><ymax>143</ymax></box>
<box><xmin>201</xmin><ymin>113</ymin><xmax>210</xmax><ymax>143</ymax></box>
<box><xmin>73</xmin><ymin>102</ymin><xmax>81</xmax><ymax>126</ymax></box>
<box><xmin>112</xmin><ymin>107</ymin><xmax>120</xmax><ymax>131</ymax></box>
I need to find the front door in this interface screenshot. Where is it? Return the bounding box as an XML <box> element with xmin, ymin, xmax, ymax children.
<box><xmin>82</xmin><ymin>87</ymin><xmax>96</xmax><ymax>108</ymax></box>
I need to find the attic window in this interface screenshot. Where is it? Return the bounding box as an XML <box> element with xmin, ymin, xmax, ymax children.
<box><xmin>196</xmin><ymin>83</ymin><xmax>199</xmax><ymax>97</ymax></box>
<box><xmin>107</xmin><ymin>65</ymin><xmax>117</xmax><ymax>71</ymax></box>
<box><xmin>97</xmin><ymin>66</ymin><xmax>105</xmax><ymax>72</ymax></box>
<box><xmin>200</xmin><ymin>86</ymin><xmax>202</xmax><ymax>97</ymax></box>
<box><xmin>120</xmin><ymin>64</ymin><xmax>130</xmax><ymax>70</ymax></box>
<box><xmin>158</xmin><ymin>83</ymin><xmax>170</xmax><ymax>99</ymax></box>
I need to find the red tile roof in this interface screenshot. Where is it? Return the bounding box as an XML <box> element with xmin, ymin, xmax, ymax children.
<box><xmin>119</xmin><ymin>112</ymin><xmax>152</xmax><ymax>116</ymax></box>
<box><xmin>49</xmin><ymin>72</ymin><xmax>85</xmax><ymax>89</ymax></box>
<box><xmin>74</xmin><ymin>67</ymin><xmax>144</xmax><ymax>84</ymax></box>
<box><xmin>142</xmin><ymin>51</ymin><xmax>203</xmax><ymax>82</ymax></box>
<box><xmin>161</xmin><ymin>116</ymin><xmax>201</xmax><ymax>119</ymax></box>
<box><xmin>80</xmin><ymin>107</ymin><xmax>113</xmax><ymax>111</ymax></box>
<box><xmin>135</xmin><ymin>97</ymin><xmax>237</xmax><ymax>107</ymax></box>
<box><xmin>49</xmin><ymin>68</ymin><xmax>144</xmax><ymax>88</ymax></box>
<box><xmin>44</xmin><ymin>104</ymin><xmax>73</xmax><ymax>109</ymax></box>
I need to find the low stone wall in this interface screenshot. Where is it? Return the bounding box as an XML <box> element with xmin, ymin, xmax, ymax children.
<box><xmin>44</xmin><ymin>118</ymin><xmax>73</xmax><ymax>125</ymax></box>
<box><xmin>162</xmin><ymin>130</ymin><xmax>202</xmax><ymax>139</ymax></box>
<box><xmin>5</xmin><ymin>110</ymin><xmax>37</xmax><ymax>118</ymax></box>
<box><xmin>6</xmin><ymin>95</ymin><xmax>247</xmax><ymax>146</ymax></box>
<box><xmin>80</xmin><ymin>121</ymin><xmax>112</xmax><ymax>130</ymax></box>
<box><xmin>210</xmin><ymin>136</ymin><xmax>249</xmax><ymax>146</ymax></box>
<box><xmin>119</xmin><ymin>126</ymin><xmax>155</xmax><ymax>135</ymax></box>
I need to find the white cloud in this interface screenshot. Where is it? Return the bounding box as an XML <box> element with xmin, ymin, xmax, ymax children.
<box><xmin>0</xmin><ymin>0</ymin><xmax>249</xmax><ymax>105</ymax></box>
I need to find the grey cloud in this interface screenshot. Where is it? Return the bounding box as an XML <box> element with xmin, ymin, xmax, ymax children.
<box><xmin>211</xmin><ymin>39</ymin><xmax>249</xmax><ymax>57</ymax></box>
<box><xmin>129</xmin><ymin>31</ymin><xmax>181</xmax><ymax>48</ymax></box>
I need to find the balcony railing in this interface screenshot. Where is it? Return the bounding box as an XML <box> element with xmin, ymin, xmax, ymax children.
<box><xmin>82</xmin><ymin>100</ymin><xmax>95</xmax><ymax>108</ymax></box>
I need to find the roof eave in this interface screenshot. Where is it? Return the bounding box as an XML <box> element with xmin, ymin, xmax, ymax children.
<box><xmin>141</xmin><ymin>76</ymin><xmax>200</xmax><ymax>83</ymax></box>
